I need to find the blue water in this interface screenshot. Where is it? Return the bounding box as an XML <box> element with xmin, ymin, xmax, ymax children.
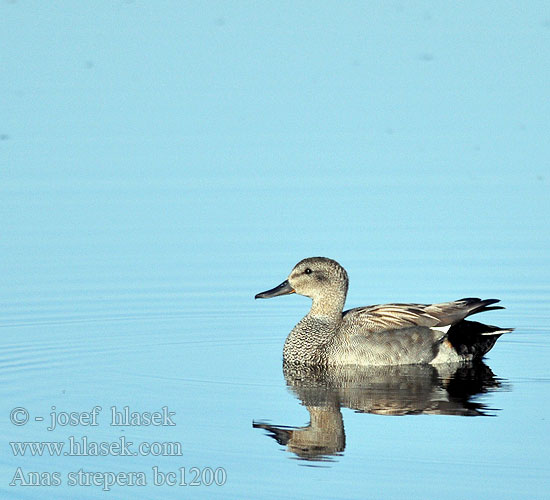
<box><xmin>2</xmin><ymin>2</ymin><xmax>549</xmax><ymax>499</ymax></box>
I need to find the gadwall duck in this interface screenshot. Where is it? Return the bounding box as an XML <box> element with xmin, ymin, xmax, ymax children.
<box><xmin>255</xmin><ymin>257</ymin><xmax>511</xmax><ymax>366</ymax></box>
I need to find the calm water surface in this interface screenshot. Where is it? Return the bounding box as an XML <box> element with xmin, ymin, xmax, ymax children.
<box><xmin>2</xmin><ymin>2</ymin><xmax>550</xmax><ymax>499</ymax></box>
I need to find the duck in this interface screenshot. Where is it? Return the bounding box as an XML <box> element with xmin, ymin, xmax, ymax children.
<box><xmin>255</xmin><ymin>257</ymin><xmax>511</xmax><ymax>366</ymax></box>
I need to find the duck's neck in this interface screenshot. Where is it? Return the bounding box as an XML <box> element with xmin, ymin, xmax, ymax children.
<box><xmin>309</xmin><ymin>291</ymin><xmax>346</xmax><ymax>320</ymax></box>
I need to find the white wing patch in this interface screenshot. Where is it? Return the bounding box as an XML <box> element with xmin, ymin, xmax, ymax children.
<box><xmin>430</xmin><ymin>325</ymin><xmax>451</xmax><ymax>334</ymax></box>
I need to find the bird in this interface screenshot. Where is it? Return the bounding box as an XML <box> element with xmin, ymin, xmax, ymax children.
<box><xmin>255</xmin><ymin>257</ymin><xmax>511</xmax><ymax>366</ymax></box>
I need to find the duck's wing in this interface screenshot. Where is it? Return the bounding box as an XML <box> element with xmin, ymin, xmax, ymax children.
<box><xmin>343</xmin><ymin>298</ymin><xmax>503</xmax><ymax>333</ymax></box>
<box><xmin>343</xmin><ymin>303</ymin><xmax>440</xmax><ymax>332</ymax></box>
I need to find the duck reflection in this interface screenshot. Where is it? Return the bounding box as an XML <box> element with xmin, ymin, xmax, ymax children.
<box><xmin>254</xmin><ymin>355</ymin><xmax>505</xmax><ymax>461</ymax></box>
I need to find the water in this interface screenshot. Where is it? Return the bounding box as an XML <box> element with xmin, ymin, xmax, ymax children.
<box><xmin>1</xmin><ymin>1</ymin><xmax>549</xmax><ymax>498</ymax></box>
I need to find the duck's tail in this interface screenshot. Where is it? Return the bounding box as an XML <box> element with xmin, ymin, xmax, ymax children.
<box><xmin>447</xmin><ymin>320</ymin><xmax>513</xmax><ymax>359</ymax></box>
<box><xmin>427</xmin><ymin>298</ymin><xmax>504</xmax><ymax>326</ymax></box>
<box><xmin>480</xmin><ymin>327</ymin><xmax>514</xmax><ymax>336</ymax></box>
<box><xmin>459</xmin><ymin>298</ymin><xmax>505</xmax><ymax>318</ymax></box>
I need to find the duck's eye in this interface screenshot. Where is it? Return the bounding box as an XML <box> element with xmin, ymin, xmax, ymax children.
<box><xmin>304</xmin><ymin>268</ymin><xmax>312</xmax><ymax>275</ymax></box>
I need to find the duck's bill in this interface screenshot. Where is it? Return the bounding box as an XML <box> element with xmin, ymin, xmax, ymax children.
<box><xmin>255</xmin><ymin>280</ymin><xmax>295</xmax><ymax>299</ymax></box>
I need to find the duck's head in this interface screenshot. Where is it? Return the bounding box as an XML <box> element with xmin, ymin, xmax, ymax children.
<box><xmin>255</xmin><ymin>257</ymin><xmax>349</xmax><ymax>305</ymax></box>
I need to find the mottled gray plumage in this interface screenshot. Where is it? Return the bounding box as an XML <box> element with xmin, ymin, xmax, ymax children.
<box><xmin>255</xmin><ymin>257</ymin><xmax>511</xmax><ymax>366</ymax></box>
